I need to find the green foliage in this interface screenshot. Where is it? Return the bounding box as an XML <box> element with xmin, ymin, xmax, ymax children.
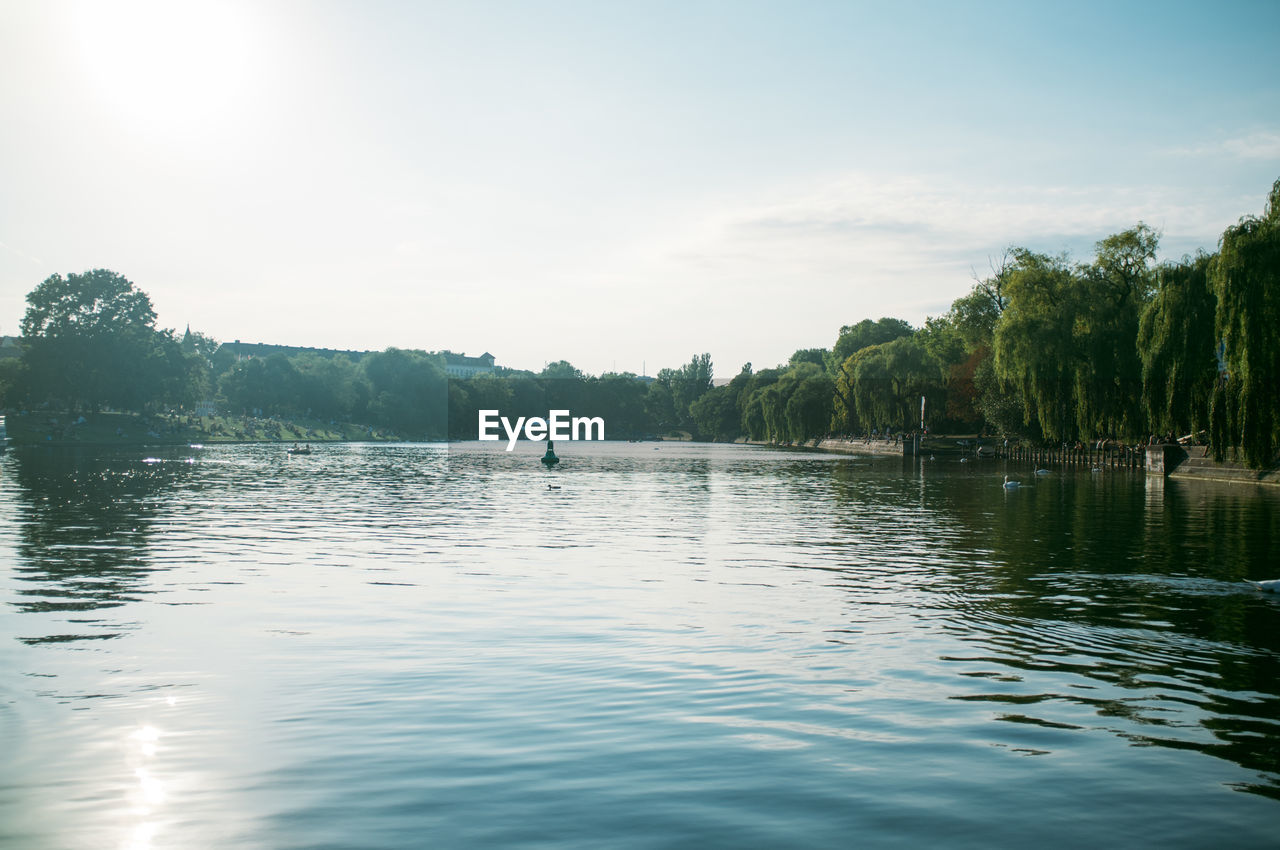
<box><xmin>294</xmin><ymin>353</ymin><xmax>368</xmax><ymax>421</ymax></box>
<box><xmin>989</xmin><ymin>240</ymin><xmax>1152</xmax><ymax>442</ymax></box>
<box><xmin>691</xmin><ymin>364</ymin><xmax>752</xmax><ymax>442</ymax></box>
<box><xmin>1138</xmin><ymin>254</ymin><xmax>1217</xmax><ymax>438</ymax></box>
<box><xmin>828</xmin><ymin>318</ymin><xmax>915</xmax><ymax>431</ymax></box>
<box><xmin>17</xmin><ymin>269</ymin><xmax>204</xmax><ymax>412</ymax></box>
<box><xmin>653</xmin><ymin>353</ymin><xmax>713</xmax><ymax>431</ymax></box>
<box><xmin>839</xmin><ymin>336</ymin><xmax>940</xmax><ymax>434</ymax></box>
<box><xmin>0</xmin><ymin>357</ymin><xmax>27</xmax><ymax>408</ymax></box>
<box><xmin>361</xmin><ymin>348</ymin><xmax>447</xmax><ymax>438</ymax></box>
<box><xmin>788</xmin><ymin>348</ymin><xmax>828</xmax><ymax>371</ymax></box>
<box><xmin>1093</xmin><ymin>223</ymin><xmax>1160</xmax><ymax>306</ymax></box>
<box><xmin>781</xmin><ymin>363</ymin><xmax>834</xmax><ymax>441</ymax></box>
<box><xmin>21</xmin><ymin>269</ymin><xmax>157</xmax><ymax>340</ymax></box>
<box><xmin>972</xmin><ymin>351</ymin><xmax>1026</xmax><ymax>437</ymax></box>
<box><xmin>829</xmin><ymin>317</ymin><xmax>914</xmax><ymax>369</ymax></box>
<box><xmin>992</xmin><ymin>249</ymin><xmax>1079</xmax><ymax>441</ymax></box>
<box><xmin>739</xmin><ymin>367</ymin><xmax>781</xmax><ymax>440</ymax></box>
<box><xmin>12</xmin><ymin>183</ymin><xmax>1275</xmax><ymax>464</ymax></box>
<box><xmin>736</xmin><ymin>362</ymin><xmax>834</xmax><ymax>442</ymax></box>
<box><xmin>689</xmin><ymin>385</ymin><xmax>739</xmax><ymax>441</ymax></box>
<box><xmin>540</xmin><ymin>360</ymin><xmax>585</xmax><ymax>381</ymax></box>
<box><xmin>1211</xmin><ymin>179</ymin><xmax>1280</xmax><ymax>467</ymax></box>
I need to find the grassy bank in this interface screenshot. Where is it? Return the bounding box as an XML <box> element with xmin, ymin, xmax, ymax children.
<box><xmin>4</xmin><ymin>410</ymin><xmax>405</xmax><ymax>446</ymax></box>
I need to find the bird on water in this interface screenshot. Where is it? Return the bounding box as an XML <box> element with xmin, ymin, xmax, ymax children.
<box><xmin>1245</xmin><ymin>579</ymin><xmax>1280</xmax><ymax>592</ymax></box>
<box><xmin>1003</xmin><ymin>475</ymin><xmax>1020</xmax><ymax>489</ymax></box>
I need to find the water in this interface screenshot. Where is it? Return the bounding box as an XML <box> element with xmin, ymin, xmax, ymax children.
<box><xmin>2</xmin><ymin>441</ymin><xmax>1278</xmax><ymax>848</ymax></box>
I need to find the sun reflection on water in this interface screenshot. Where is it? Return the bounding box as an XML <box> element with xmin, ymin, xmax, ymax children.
<box><xmin>122</xmin><ymin>718</ymin><xmax>167</xmax><ymax>848</ymax></box>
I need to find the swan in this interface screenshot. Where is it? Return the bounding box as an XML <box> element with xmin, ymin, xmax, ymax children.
<box><xmin>1035</xmin><ymin>468</ymin><xmax>1050</xmax><ymax>476</ymax></box>
<box><xmin>1245</xmin><ymin>579</ymin><xmax>1280</xmax><ymax>592</ymax></box>
<box><xmin>1003</xmin><ymin>475</ymin><xmax>1020</xmax><ymax>489</ymax></box>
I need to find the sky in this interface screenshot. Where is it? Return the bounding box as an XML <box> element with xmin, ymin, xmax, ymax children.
<box><xmin>1</xmin><ymin>0</ymin><xmax>1278</xmax><ymax>378</ymax></box>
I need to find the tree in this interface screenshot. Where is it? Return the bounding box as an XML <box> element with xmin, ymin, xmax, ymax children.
<box><xmin>220</xmin><ymin>353</ymin><xmax>302</xmax><ymax>415</ymax></box>
<box><xmin>20</xmin><ymin>269</ymin><xmax>166</xmax><ymax>411</ymax></box>
<box><xmin>148</xmin><ymin>329</ymin><xmax>211</xmax><ymax>409</ymax></box>
<box><xmin>294</xmin><ymin>353</ymin><xmax>369</xmax><ymax>421</ymax></box>
<box><xmin>690</xmin><ymin>364</ymin><xmax>751</xmax><ymax>441</ymax></box>
<box><xmin>1092</xmin><ymin>223</ymin><xmax>1160</xmax><ymax>307</ymax></box>
<box><xmin>828</xmin><ymin>317</ymin><xmax>914</xmax><ymax>369</ymax></box>
<box><xmin>739</xmin><ymin>367</ymin><xmax>781</xmax><ymax>440</ymax></box>
<box><xmin>362</xmin><ymin>348</ymin><xmax>447</xmax><ymax>437</ymax></box>
<box><xmin>781</xmin><ymin>364</ymin><xmax>834</xmax><ymax>441</ymax></box>
<box><xmin>992</xmin><ymin>250</ymin><xmax>1080</xmax><ymax>441</ymax></box>
<box><xmin>828</xmin><ymin>318</ymin><xmax>913</xmax><ymax>425</ymax></box>
<box><xmin>1068</xmin><ymin>225</ymin><xmax>1158</xmax><ymax>439</ymax></box>
<box><xmin>1138</xmin><ymin>254</ymin><xmax>1217</xmax><ymax>439</ymax></box>
<box><xmin>590</xmin><ymin>373</ymin><xmax>653</xmax><ymax>437</ymax></box>
<box><xmin>540</xmin><ymin>360</ymin><xmax>585</xmax><ymax>381</ymax></box>
<box><xmin>690</xmin><ymin>385</ymin><xmax>739</xmax><ymax>441</ymax></box>
<box><xmin>0</xmin><ymin>356</ymin><xmax>27</xmax><ymax>409</ymax></box>
<box><xmin>654</xmin><ymin>353</ymin><xmax>713</xmax><ymax>430</ymax></box>
<box><xmin>788</xmin><ymin>348</ymin><xmax>828</xmax><ymax>370</ymax></box>
<box><xmin>671</xmin><ymin>353</ymin><xmax>714</xmax><ymax>422</ymax></box>
<box><xmin>1211</xmin><ymin>179</ymin><xmax>1280</xmax><ymax>467</ymax></box>
<box><xmin>848</xmin><ymin>345</ymin><xmax>895</xmax><ymax>432</ymax></box>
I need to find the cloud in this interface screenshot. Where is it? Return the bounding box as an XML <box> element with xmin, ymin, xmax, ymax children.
<box><xmin>0</xmin><ymin>239</ymin><xmax>43</xmax><ymax>266</ymax></box>
<box><xmin>1222</xmin><ymin>132</ymin><xmax>1280</xmax><ymax>160</ymax></box>
<box><xmin>1164</xmin><ymin>131</ymin><xmax>1280</xmax><ymax>161</ymax></box>
<box><xmin>662</xmin><ymin>173</ymin><xmax>1231</xmax><ymax>288</ymax></box>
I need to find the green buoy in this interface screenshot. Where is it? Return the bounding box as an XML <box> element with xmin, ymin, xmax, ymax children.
<box><xmin>541</xmin><ymin>440</ymin><xmax>559</xmax><ymax>467</ymax></box>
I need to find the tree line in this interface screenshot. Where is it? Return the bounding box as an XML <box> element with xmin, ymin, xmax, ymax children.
<box><xmin>0</xmin><ymin>272</ymin><xmax>716</xmax><ymax>440</ymax></box>
<box><xmin>684</xmin><ymin>179</ymin><xmax>1280</xmax><ymax>468</ymax></box>
<box><xmin>2</xmin><ymin>179</ymin><xmax>1277</xmax><ymax>465</ymax></box>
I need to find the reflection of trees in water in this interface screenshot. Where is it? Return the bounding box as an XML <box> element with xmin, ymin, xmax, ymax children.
<box><xmin>823</xmin><ymin>461</ymin><xmax>1280</xmax><ymax>799</ymax></box>
<box><xmin>11</xmin><ymin>449</ymin><xmax>188</xmax><ymax>622</ymax></box>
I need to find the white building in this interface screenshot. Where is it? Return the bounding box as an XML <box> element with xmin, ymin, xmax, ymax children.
<box><xmin>442</xmin><ymin>351</ymin><xmax>496</xmax><ymax>378</ymax></box>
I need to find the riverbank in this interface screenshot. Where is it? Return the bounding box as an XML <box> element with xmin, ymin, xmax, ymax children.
<box><xmin>1161</xmin><ymin>447</ymin><xmax>1280</xmax><ymax>486</ymax></box>
<box><xmin>748</xmin><ymin>434</ymin><xmax>1280</xmax><ymax>486</ymax></box>
<box><xmin>3</xmin><ymin>410</ymin><xmax>403</xmax><ymax>447</ymax></box>
<box><xmin>739</xmin><ymin>437</ymin><xmax>912</xmax><ymax>457</ymax></box>
<box><xmin>816</xmin><ymin>437</ymin><xmax>913</xmax><ymax>457</ymax></box>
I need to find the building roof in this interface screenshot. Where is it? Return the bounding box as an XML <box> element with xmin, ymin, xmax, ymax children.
<box><xmin>441</xmin><ymin>351</ymin><xmax>496</xmax><ymax>367</ymax></box>
<box><xmin>216</xmin><ymin>340</ymin><xmax>374</xmax><ymax>361</ymax></box>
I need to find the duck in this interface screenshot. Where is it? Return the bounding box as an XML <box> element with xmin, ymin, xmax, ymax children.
<box><xmin>1245</xmin><ymin>579</ymin><xmax>1280</xmax><ymax>592</ymax></box>
<box><xmin>1003</xmin><ymin>475</ymin><xmax>1020</xmax><ymax>489</ymax></box>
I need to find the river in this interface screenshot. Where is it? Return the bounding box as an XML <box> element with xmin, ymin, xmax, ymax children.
<box><xmin>1</xmin><ymin>441</ymin><xmax>1277</xmax><ymax>848</ymax></box>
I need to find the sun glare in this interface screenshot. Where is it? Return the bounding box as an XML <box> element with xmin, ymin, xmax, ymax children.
<box><xmin>71</xmin><ymin>0</ymin><xmax>255</xmax><ymax>136</ymax></box>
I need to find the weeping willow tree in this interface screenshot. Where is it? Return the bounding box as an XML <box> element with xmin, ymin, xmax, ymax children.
<box><xmin>1137</xmin><ymin>253</ymin><xmax>1218</xmax><ymax>439</ymax></box>
<box><xmin>992</xmin><ymin>249</ymin><xmax>1080</xmax><ymax>442</ymax></box>
<box><xmin>844</xmin><ymin>344</ymin><xmax>897</xmax><ymax>431</ymax></box>
<box><xmin>1072</xmin><ymin>224</ymin><xmax>1158</xmax><ymax>439</ymax></box>
<box><xmin>1211</xmin><ymin>178</ymin><xmax>1280</xmax><ymax>467</ymax></box>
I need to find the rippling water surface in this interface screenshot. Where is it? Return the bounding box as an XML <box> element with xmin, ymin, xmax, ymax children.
<box><xmin>2</xmin><ymin>441</ymin><xmax>1278</xmax><ymax>848</ymax></box>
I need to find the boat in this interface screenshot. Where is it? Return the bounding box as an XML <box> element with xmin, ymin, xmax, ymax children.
<box><xmin>287</xmin><ymin>444</ymin><xmax>313</xmax><ymax>456</ymax></box>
